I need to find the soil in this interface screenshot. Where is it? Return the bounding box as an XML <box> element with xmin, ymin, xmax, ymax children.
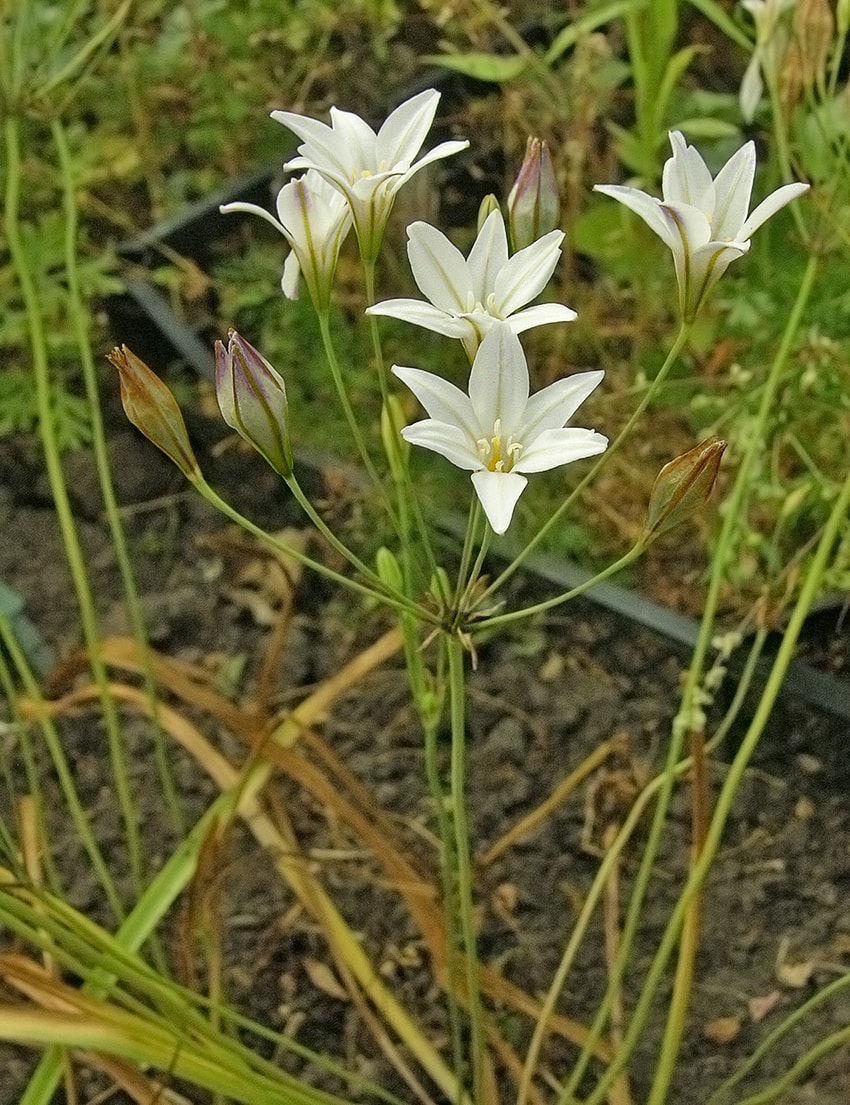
<box><xmin>1</xmin><ymin>380</ymin><xmax>849</xmax><ymax>1105</ymax></box>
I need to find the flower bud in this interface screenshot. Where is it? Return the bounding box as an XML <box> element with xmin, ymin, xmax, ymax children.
<box><xmin>107</xmin><ymin>345</ymin><xmax>199</xmax><ymax>480</ymax></box>
<box><xmin>477</xmin><ymin>194</ymin><xmax>501</xmax><ymax>233</ymax></box>
<box><xmin>645</xmin><ymin>438</ymin><xmax>727</xmax><ymax>540</ymax></box>
<box><xmin>375</xmin><ymin>546</ymin><xmax>404</xmax><ymax>593</ymax></box>
<box><xmin>508</xmin><ymin>137</ymin><xmax>560</xmax><ymax>251</ymax></box>
<box><xmin>381</xmin><ymin>393</ymin><xmax>410</xmax><ymax>483</ymax></box>
<box><xmin>215</xmin><ymin>330</ymin><xmax>293</xmax><ymax>477</ymax></box>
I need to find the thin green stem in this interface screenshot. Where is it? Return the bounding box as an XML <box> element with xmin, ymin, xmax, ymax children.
<box><xmin>193</xmin><ymin>478</ymin><xmax>435</xmax><ymax>624</ymax></box>
<box><xmin>452</xmin><ymin>499</ymin><xmax>483</xmax><ymax>612</ymax></box>
<box><xmin>642</xmin><ymin>252</ymin><xmax>819</xmax><ymax>1105</ymax></box>
<box><xmin>53</xmin><ymin>118</ymin><xmax>186</xmax><ymax>844</ymax></box>
<box><xmin>316</xmin><ymin>309</ymin><xmax>396</xmax><ymax>522</ymax></box>
<box><xmin>516</xmin><ymin>631</ymin><xmax>767</xmax><ymax>1105</ymax></box>
<box><xmin>582</xmin><ymin>458</ymin><xmax>850</xmax><ymax>1105</ymax></box>
<box><xmin>445</xmin><ymin>634</ymin><xmax>485</xmax><ymax>1104</ymax></box>
<box><xmin>4</xmin><ymin>114</ymin><xmax>130</xmax><ymax>919</ymax></box>
<box><xmin>480</xmin><ymin>321</ymin><xmax>691</xmax><ymax>604</ymax></box>
<box><xmin>478</xmin><ymin>542</ymin><xmax>645</xmax><ymax>633</ymax></box>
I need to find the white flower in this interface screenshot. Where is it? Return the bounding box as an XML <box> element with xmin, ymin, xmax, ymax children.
<box><xmin>271</xmin><ymin>89</ymin><xmax>469</xmax><ymax>263</ymax></box>
<box><xmin>594</xmin><ymin>131</ymin><xmax>808</xmax><ymax>320</ymax></box>
<box><xmin>367</xmin><ymin>209</ymin><xmax>576</xmax><ymax>360</ymax></box>
<box><xmin>392</xmin><ymin>323</ymin><xmax>607</xmax><ymax>535</ymax></box>
<box><xmin>221</xmin><ymin>170</ymin><xmax>352</xmax><ymax>312</ymax></box>
<box><xmin>739</xmin><ymin>0</ymin><xmax>796</xmax><ymax>122</ymax></box>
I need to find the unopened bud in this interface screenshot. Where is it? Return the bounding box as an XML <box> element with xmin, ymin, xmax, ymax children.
<box><xmin>215</xmin><ymin>330</ymin><xmax>292</xmax><ymax>477</ymax></box>
<box><xmin>381</xmin><ymin>393</ymin><xmax>410</xmax><ymax>482</ymax></box>
<box><xmin>375</xmin><ymin>546</ymin><xmax>404</xmax><ymax>593</ymax></box>
<box><xmin>508</xmin><ymin>137</ymin><xmax>560</xmax><ymax>251</ymax></box>
<box><xmin>107</xmin><ymin>345</ymin><xmax>199</xmax><ymax>480</ymax></box>
<box><xmin>645</xmin><ymin>438</ymin><xmax>727</xmax><ymax>539</ymax></box>
<box><xmin>477</xmin><ymin>194</ymin><xmax>501</xmax><ymax>233</ymax></box>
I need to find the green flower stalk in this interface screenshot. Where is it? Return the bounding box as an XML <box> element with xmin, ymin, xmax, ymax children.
<box><xmin>107</xmin><ymin>345</ymin><xmax>200</xmax><ymax>480</ymax></box>
<box><xmin>214</xmin><ymin>329</ymin><xmax>293</xmax><ymax>478</ymax></box>
<box><xmin>508</xmin><ymin>137</ymin><xmax>560</xmax><ymax>251</ymax></box>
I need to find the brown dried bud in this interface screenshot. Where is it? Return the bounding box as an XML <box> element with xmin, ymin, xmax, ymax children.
<box><xmin>645</xmin><ymin>438</ymin><xmax>727</xmax><ymax>539</ymax></box>
<box><xmin>107</xmin><ymin>345</ymin><xmax>199</xmax><ymax>480</ymax></box>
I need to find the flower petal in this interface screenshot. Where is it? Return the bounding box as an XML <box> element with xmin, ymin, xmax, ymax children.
<box><xmin>369</xmin><ymin>299</ymin><xmax>472</xmax><ymax>339</ymax></box>
<box><xmin>407</xmin><ymin>221</ymin><xmax>473</xmax><ymax>313</ymax></box>
<box><xmin>663</xmin><ymin>131</ymin><xmax>715</xmax><ymax>213</ymax></box>
<box><xmin>516</xmin><ymin>370</ymin><xmax>604</xmax><ymax>442</ymax></box>
<box><xmin>466</xmin><ymin>209</ymin><xmax>509</xmax><ymax>303</ymax></box>
<box><xmin>220</xmin><ymin>201</ymin><xmax>285</xmax><ymax>234</ymax></box>
<box><xmin>515</xmin><ymin>427</ymin><xmax>608</xmax><ymax>473</ymax></box>
<box><xmin>401</xmin><ymin>419</ymin><xmax>479</xmax><ymax>469</ymax></box>
<box><xmin>493</xmin><ymin>229</ymin><xmax>564</xmax><ymax>316</ymax></box>
<box><xmin>391</xmin><ymin>139</ymin><xmax>470</xmax><ymax>185</ymax></box>
<box><xmin>710</xmin><ymin>141</ymin><xmax>756</xmax><ymax>240</ymax></box>
<box><xmin>392</xmin><ymin>365</ymin><xmax>476</xmax><ymax>435</ymax></box>
<box><xmin>375</xmin><ymin>89</ymin><xmax>440</xmax><ymax>169</ymax></box>
<box><xmin>471</xmin><ymin>469</ymin><xmax>528</xmax><ymax>534</ymax></box>
<box><xmin>506</xmin><ymin>303</ymin><xmax>577</xmax><ymax>333</ymax></box>
<box><xmin>271</xmin><ymin>112</ymin><xmax>353</xmax><ymax>181</ymax></box>
<box><xmin>593</xmin><ymin>185</ymin><xmax>681</xmax><ymax>252</ymax></box>
<box><xmin>738</xmin><ymin>181</ymin><xmax>809</xmax><ymax>239</ymax></box>
<box><xmin>467</xmin><ymin>324</ymin><xmax>529</xmax><ymax>438</ymax></box>
<box><xmin>328</xmin><ymin>106</ymin><xmax>379</xmax><ymax>171</ymax></box>
<box><xmin>281</xmin><ymin>250</ymin><xmax>300</xmax><ymax>299</ymax></box>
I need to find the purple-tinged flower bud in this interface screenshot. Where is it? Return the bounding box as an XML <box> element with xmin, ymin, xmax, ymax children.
<box><xmin>645</xmin><ymin>438</ymin><xmax>727</xmax><ymax>540</ymax></box>
<box><xmin>508</xmin><ymin>137</ymin><xmax>560</xmax><ymax>251</ymax></box>
<box><xmin>107</xmin><ymin>345</ymin><xmax>199</xmax><ymax>480</ymax></box>
<box><xmin>215</xmin><ymin>330</ymin><xmax>293</xmax><ymax>477</ymax></box>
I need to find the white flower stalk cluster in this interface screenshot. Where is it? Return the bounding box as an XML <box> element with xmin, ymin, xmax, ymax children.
<box><xmin>367</xmin><ymin>209</ymin><xmax>576</xmax><ymax>361</ymax></box>
<box><xmin>219</xmin><ymin>88</ymin><xmax>808</xmax><ymax>536</ymax></box>
<box><xmin>595</xmin><ymin>131</ymin><xmax>809</xmax><ymax>320</ymax></box>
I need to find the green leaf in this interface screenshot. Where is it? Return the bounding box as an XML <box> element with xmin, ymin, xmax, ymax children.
<box><xmin>545</xmin><ymin>0</ymin><xmax>645</xmax><ymax>66</ymax></box>
<box><xmin>422</xmin><ymin>51</ymin><xmax>528</xmax><ymax>82</ymax></box>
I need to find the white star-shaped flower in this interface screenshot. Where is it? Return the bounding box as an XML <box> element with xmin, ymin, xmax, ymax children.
<box><xmin>221</xmin><ymin>170</ymin><xmax>351</xmax><ymax>312</ymax></box>
<box><xmin>272</xmin><ymin>89</ymin><xmax>469</xmax><ymax>263</ymax></box>
<box><xmin>392</xmin><ymin>323</ymin><xmax>607</xmax><ymax>535</ymax></box>
<box><xmin>594</xmin><ymin>131</ymin><xmax>808</xmax><ymax>320</ymax></box>
<box><xmin>368</xmin><ymin>209</ymin><xmax>576</xmax><ymax>360</ymax></box>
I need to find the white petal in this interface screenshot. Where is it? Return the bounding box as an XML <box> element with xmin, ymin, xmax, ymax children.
<box><xmin>493</xmin><ymin>229</ymin><xmax>564</xmax><ymax>316</ymax></box>
<box><xmin>507</xmin><ymin>303</ymin><xmax>577</xmax><ymax>333</ymax></box>
<box><xmin>516</xmin><ymin>370</ymin><xmax>604</xmax><ymax>442</ymax></box>
<box><xmin>220</xmin><ymin>201</ymin><xmax>285</xmax><ymax>234</ymax></box>
<box><xmin>738</xmin><ymin>181</ymin><xmax>809</xmax><ymax>239</ymax></box>
<box><xmin>467</xmin><ymin>324</ymin><xmax>529</xmax><ymax>438</ymax></box>
<box><xmin>711</xmin><ymin>142</ymin><xmax>756</xmax><ymax>239</ymax></box>
<box><xmin>281</xmin><ymin>251</ymin><xmax>300</xmax><ymax>299</ymax></box>
<box><xmin>515</xmin><ymin>428</ymin><xmax>608</xmax><ymax>473</ymax></box>
<box><xmin>407</xmin><ymin>221</ymin><xmax>473</xmax><ymax>313</ymax></box>
<box><xmin>661</xmin><ymin>201</ymin><xmax>713</xmax><ymax>252</ymax></box>
<box><xmin>739</xmin><ymin>56</ymin><xmax>764</xmax><ymax>123</ymax></box>
<box><xmin>328</xmin><ymin>106</ymin><xmax>379</xmax><ymax>170</ymax></box>
<box><xmin>401</xmin><ymin>419</ymin><xmax>479</xmax><ymax>470</ymax></box>
<box><xmin>393</xmin><ymin>139</ymin><xmax>470</xmax><ymax>183</ymax></box>
<box><xmin>368</xmin><ymin>299</ymin><xmax>472</xmax><ymax>339</ymax></box>
<box><xmin>272</xmin><ymin>112</ymin><xmax>352</xmax><ymax>180</ymax></box>
<box><xmin>594</xmin><ymin>185</ymin><xmax>681</xmax><ymax>253</ymax></box>
<box><xmin>471</xmin><ymin>470</ymin><xmax>528</xmax><ymax>535</ymax></box>
<box><xmin>466</xmin><ymin>210</ymin><xmax>509</xmax><ymax>303</ymax></box>
<box><xmin>392</xmin><ymin>365</ymin><xmax>476</xmax><ymax>435</ymax></box>
<box><xmin>375</xmin><ymin>89</ymin><xmax>440</xmax><ymax>169</ymax></box>
<box><xmin>663</xmin><ymin>131</ymin><xmax>715</xmax><ymax>213</ymax></box>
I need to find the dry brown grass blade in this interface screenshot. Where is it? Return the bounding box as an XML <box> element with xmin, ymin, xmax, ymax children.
<box><xmin>480</xmin><ymin>735</ymin><xmax>625</xmax><ymax>866</ymax></box>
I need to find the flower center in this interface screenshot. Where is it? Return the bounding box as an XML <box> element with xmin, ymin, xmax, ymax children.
<box><xmin>477</xmin><ymin>418</ymin><xmax>522</xmax><ymax>472</ymax></box>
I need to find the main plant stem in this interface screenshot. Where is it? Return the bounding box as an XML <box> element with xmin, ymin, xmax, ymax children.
<box><xmin>446</xmin><ymin>634</ymin><xmax>486</xmax><ymax>1104</ymax></box>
